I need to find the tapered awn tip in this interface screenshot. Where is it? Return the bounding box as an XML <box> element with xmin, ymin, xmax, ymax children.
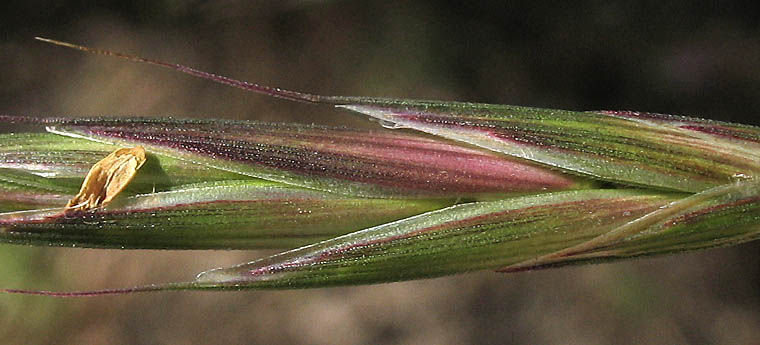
<box><xmin>1</xmin><ymin>282</ymin><xmax>189</xmax><ymax>297</ymax></box>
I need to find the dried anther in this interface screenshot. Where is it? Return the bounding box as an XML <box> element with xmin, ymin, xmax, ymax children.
<box><xmin>65</xmin><ymin>146</ymin><xmax>147</xmax><ymax>212</ymax></box>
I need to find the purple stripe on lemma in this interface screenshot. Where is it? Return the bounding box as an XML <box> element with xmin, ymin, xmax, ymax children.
<box><xmin>50</xmin><ymin>118</ymin><xmax>583</xmax><ymax>196</ymax></box>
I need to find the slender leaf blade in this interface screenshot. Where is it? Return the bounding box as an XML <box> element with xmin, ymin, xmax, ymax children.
<box><xmin>191</xmin><ymin>189</ymin><xmax>681</xmax><ymax>288</ymax></box>
<box><xmin>0</xmin><ymin>180</ymin><xmax>450</xmax><ymax>249</ymax></box>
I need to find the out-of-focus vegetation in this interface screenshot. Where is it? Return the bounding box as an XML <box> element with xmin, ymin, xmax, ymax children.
<box><xmin>1</xmin><ymin>1</ymin><xmax>760</xmax><ymax>344</ymax></box>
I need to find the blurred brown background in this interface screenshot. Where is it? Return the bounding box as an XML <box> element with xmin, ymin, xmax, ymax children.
<box><xmin>2</xmin><ymin>1</ymin><xmax>760</xmax><ymax>344</ymax></box>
